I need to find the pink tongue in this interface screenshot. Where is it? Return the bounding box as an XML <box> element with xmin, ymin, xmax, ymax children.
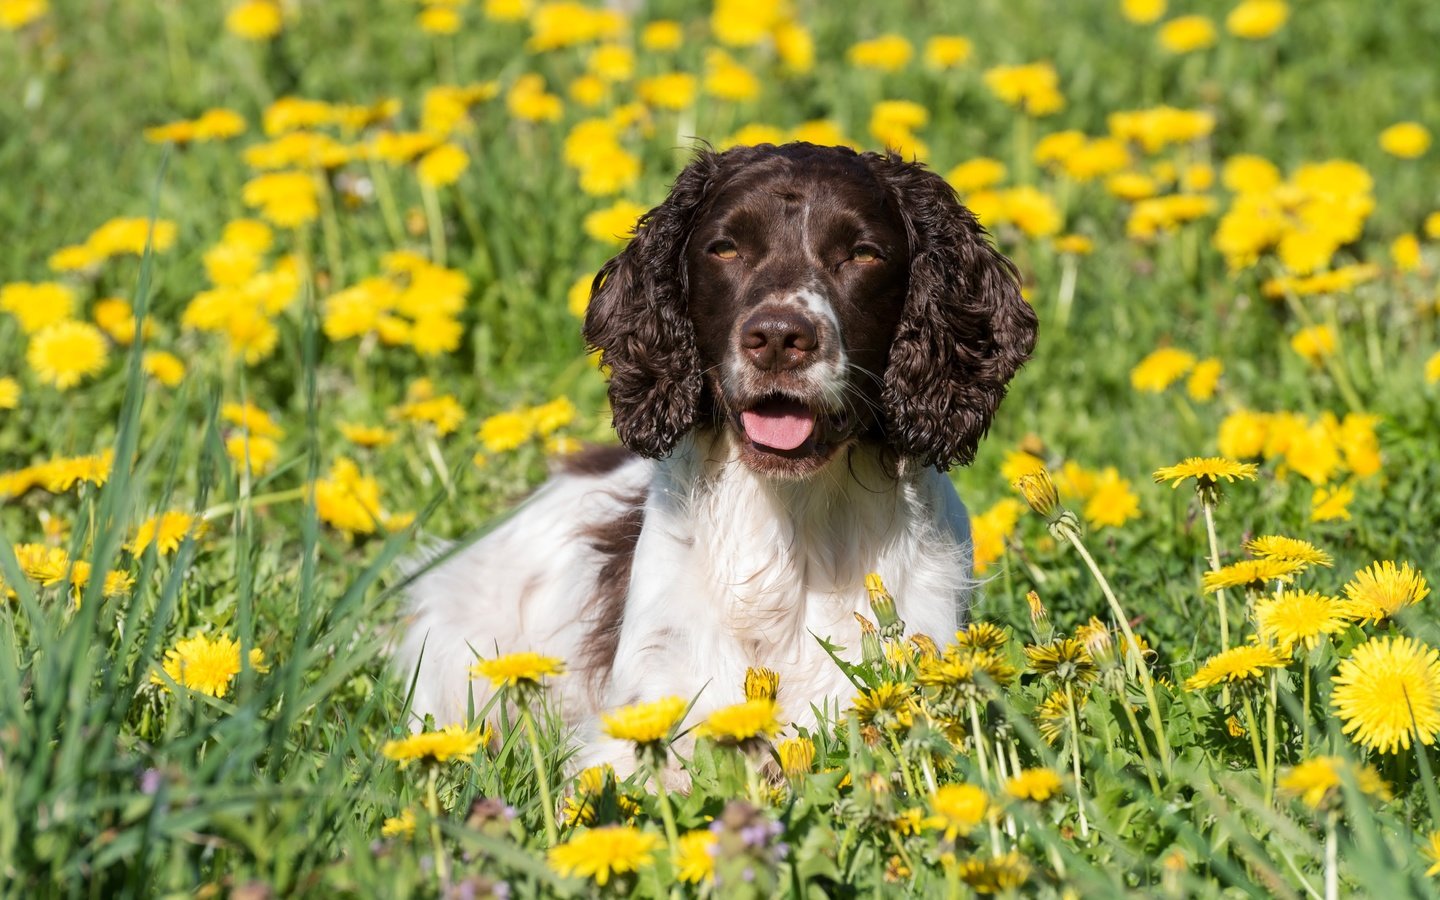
<box><xmin>741</xmin><ymin>401</ymin><xmax>816</xmax><ymax>451</ymax></box>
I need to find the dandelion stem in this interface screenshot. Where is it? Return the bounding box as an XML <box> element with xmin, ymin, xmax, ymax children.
<box><xmin>367</xmin><ymin>158</ymin><xmax>406</xmax><ymax>247</ymax></box>
<box><xmin>967</xmin><ymin>697</ymin><xmax>990</xmax><ymax>785</ymax></box>
<box><xmin>1063</xmin><ymin>531</ymin><xmax>1174</xmax><ymax>776</ymax></box>
<box><xmin>1201</xmin><ymin>501</ymin><xmax>1231</xmax><ymax>653</ymax></box>
<box><xmin>421</xmin><ymin>181</ymin><xmax>447</xmax><ymax>267</ymax></box>
<box><xmin>425</xmin><ymin>765</ymin><xmax>450</xmax><ymax>888</ymax></box>
<box><xmin>424</xmin><ymin>434</ymin><xmax>454</xmax><ymax>498</ymax></box>
<box><xmin>1064</xmin><ymin>685</ymin><xmax>1090</xmax><ymax>839</ymax></box>
<box><xmin>645</xmin><ymin>760</ymin><xmax>681</xmax><ymax>864</ymax></box>
<box><xmin>520</xmin><ymin>707</ymin><xmax>559</xmax><ymax>847</ymax></box>
<box><xmin>1264</xmin><ymin>670</ymin><xmax>1279</xmax><ymax>807</ymax></box>
<box><xmin>1301</xmin><ymin>662</ymin><xmax>1312</xmax><ymax>758</ymax></box>
<box><xmin>1241</xmin><ymin>693</ymin><xmax>1266</xmax><ymax>792</ymax></box>
<box><xmin>887</xmin><ymin>731</ymin><xmax>919</xmax><ymax>800</ymax></box>
<box><xmin>1117</xmin><ymin>689</ymin><xmax>1162</xmax><ymax>795</ymax></box>
<box><xmin>1054</xmin><ymin>255</ymin><xmax>1077</xmax><ymax>333</ymax></box>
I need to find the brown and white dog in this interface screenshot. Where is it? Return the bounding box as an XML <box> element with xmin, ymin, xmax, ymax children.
<box><xmin>398</xmin><ymin>142</ymin><xmax>1037</xmax><ymax>770</ymax></box>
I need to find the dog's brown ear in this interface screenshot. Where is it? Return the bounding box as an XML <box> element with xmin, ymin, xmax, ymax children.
<box><xmin>582</xmin><ymin>152</ymin><xmax>723</xmax><ymax>458</ymax></box>
<box><xmin>865</xmin><ymin>152</ymin><xmax>1038</xmax><ymax>470</ymax></box>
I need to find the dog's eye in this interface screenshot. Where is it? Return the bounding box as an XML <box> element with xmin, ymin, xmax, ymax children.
<box><xmin>709</xmin><ymin>240</ymin><xmax>739</xmax><ymax>260</ymax></box>
<box><xmin>849</xmin><ymin>246</ymin><xmax>883</xmax><ymax>264</ymax></box>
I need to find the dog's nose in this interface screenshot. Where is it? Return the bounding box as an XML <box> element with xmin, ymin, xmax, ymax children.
<box><xmin>740</xmin><ymin>308</ymin><xmax>819</xmax><ymax>372</ymax></box>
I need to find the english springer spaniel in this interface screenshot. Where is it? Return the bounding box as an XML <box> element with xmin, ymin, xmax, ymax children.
<box><xmin>399</xmin><ymin>142</ymin><xmax>1037</xmax><ymax>769</ymax></box>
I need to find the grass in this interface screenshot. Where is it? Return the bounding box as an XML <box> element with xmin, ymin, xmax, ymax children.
<box><xmin>2</xmin><ymin>0</ymin><xmax>1440</xmax><ymax>895</ymax></box>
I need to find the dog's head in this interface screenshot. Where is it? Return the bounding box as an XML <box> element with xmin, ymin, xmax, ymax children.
<box><xmin>584</xmin><ymin>142</ymin><xmax>1038</xmax><ymax>478</ymax></box>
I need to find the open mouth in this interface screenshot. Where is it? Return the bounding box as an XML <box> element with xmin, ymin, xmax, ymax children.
<box><xmin>734</xmin><ymin>395</ymin><xmax>851</xmax><ymax>472</ymax></box>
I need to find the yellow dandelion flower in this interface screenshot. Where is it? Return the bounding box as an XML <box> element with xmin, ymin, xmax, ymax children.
<box><xmin>1121</xmin><ymin>0</ymin><xmax>1166</xmax><ymax>25</ymax></box>
<box><xmin>27</xmin><ymin>321</ymin><xmax>109</xmax><ymax>390</ymax></box>
<box><xmin>312</xmin><ymin>458</ymin><xmax>386</xmax><ymax>536</ymax></box>
<box><xmin>1202</xmin><ymin>558</ymin><xmax>1305</xmax><ymax>593</ymax></box>
<box><xmin>851</xmin><ymin>682</ymin><xmax>918</xmax><ymax>731</ymax></box>
<box><xmin>547</xmin><ymin>825</ymin><xmax>661</xmax><ymax>887</ymax></box>
<box><xmin>1083</xmin><ymin>468</ymin><xmax>1141</xmax><ymax>529</ymax></box>
<box><xmin>226</xmin><ymin>0</ymin><xmax>283</xmax><ymax>40</ymax></box>
<box><xmin>226</xmin><ymin>434</ymin><xmax>280</xmax><ymax>475</ymax></box>
<box><xmin>1226</xmin><ymin>0</ymin><xmax>1288</xmax><ymax>39</ymax></box>
<box><xmin>416</xmin><ymin>142</ymin><xmax>469</xmax><ymax>187</ymax></box>
<box><xmin>470</xmin><ymin>651</ymin><xmax>565</xmax><ymax>689</ymax></box>
<box><xmin>1290</xmin><ymin>324</ymin><xmax>1337</xmax><ymax>364</ymax></box>
<box><xmin>132</xmin><ymin>512</ymin><xmax>206</xmax><ymax>556</ymax></box>
<box><xmin>1013</xmin><ymin>467</ymin><xmax>1060</xmax><ymax>518</ymax></box>
<box><xmin>1343</xmin><ymin>560</ymin><xmax>1430</xmax><ymax>624</ymax></box>
<box><xmin>1158</xmin><ymin>15</ymin><xmax>1217</xmax><ymax>53</ymax></box>
<box><xmin>583</xmin><ymin>200</ymin><xmax>647</xmax><ymax>245</ymax></box>
<box><xmin>601</xmin><ymin>696</ymin><xmax>687</xmax><ymax>746</ymax></box>
<box><xmin>477</xmin><ymin>409</ymin><xmax>535</xmax><ymax>453</ymax></box>
<box><xmin>1185</xmin><ymin>642</ymin><xmax>1290</xmax><ymax>689</ymax></box>
<box><xmin>1025</xmin><ymin>639</ymin><xmax>1097</xmax><ymax>686</ymax></box>
<box><xmin>1311</xmin><ymin>483</ymin><xmax>1355</xmax><ymax>523</ymax></box>
<box><xmin>1130</xmin><ymin>347</ymin><xmax>1196</xmax><ymax>392</ymax></box>
<box><xmin>1379</xmin><ymin>122</ymin><xmax>1431</xmax><ymax>159</ymax></box>
<box><xmin>1278</xmin><ymin>756</ymin><xmax>1390</xmax><ymax>810</ymax></box>
<box><xmin>1186</xmin><ymin>357</ymin><xmax>1223</xmax><ymax>401</ymax></box>
<box><xmin>1246</xmin><ymin>535</ymin><xmax>1332</xmax><ymax>567</ymax></box>
<box><xmin>636</xmin><ymin>72</ymin><xmax>697</xmax><ymax>110</ymax></box>
<box><xmin>697</xmin><ymin>698</ymin><xmax>781</xmax><ymax>744</ymax></box>
<box><xmin>1153</xmin><ymin>456</ymin><xmax>1259</xmax><ymax>488</ymax></box>
<box><xmin>142</xmin><ymin>351</ymin><xmax>186</xmax><ymax>387</ymax></box>
<box><xmin>1</xmin><ymin>281</ymin><xmax>76</xmax><ymax>334</ymax></box>
<box><xmin>339</xmin><ymin>423</ymin><xmax>396</xmax><ymax>448</ymax></box>
<box><xmin>1421</xmin><ymin>832</ymin><xmax>1440</xmax><ymax>877</ymax></box>
<box><xmin>221</xmin><ymin>401</ymin><xmax>284</xmax><ymax>439</ymax></box>
<box><xmin>1004</xmin><ymin>768</ymin><xmax>1064</xmax><ymax>802</ymax></box>
<box><xmin>1253</xmin><ymin>590</ymin><xmax>1352</xmax><ymax>653</ymax></box>
<box><xmin>743</xmin><ymin>666</ymin><xmax>780</xmax><ymax>701</ymax></box>
<box><xmin>381</xmin><ymin>724</ymin><xmax>490</xmax><ymax>767</ymax></box>
<box><xmin>954</xmin><ymin>851</ymin><xmax>1031</xmax><ymax>894</ymax></box>
<box><xmin>924</xmin><ymin>35</ymin><xmax>973</xmax><ymax>70</ymax></box>
<box><xmin>416</xmin><ymin>6</ymin><xmax>460</xmax><ymax>34</ymax></box>
<box><xmin>929</xmin><ymin>783</ymin><xmax>989</xmax><ymax>839</ymax></box>
<box><xmin>14</xmin><ymin>543</ymin><xmax>70</xmax><ymax>586</ymax></box>
<box><xmin>153</xmin><ymin>633</ymin><xmax>267</xmax><ymax>697</ymax></box>
<box><xmin>639</xmin><ymin>19</ymin><xmax>682</xmax><ymax>52</ymax></box>
<box><xmin>1332</xmin><ymin>635</ymin><xmax>1440</xmax><ymax>753</ymax></box>
<box><xmin>1427</xmin><ymin>350</ymin><xmax>1440</xmax><ymax>385</ymax></box>
<box><xmin>982</xmin><ymin>62</ymin><xmax>1064</xmax><ymax>117</ymax></box>
<box><xmin>1392</xmin><ymin>233</ymin><xmax>1422</xmax><ymax>272</ymax></box>
<box><xmin>675</xmin><ymin>829</ymin><xmax>717</xmax><ymax>884</ymax></box>
<box><xmin>380</xmin><ymin>808</ymin><xmax>417</xmax><ymax>839</ymax></box>
<box><xmin>847</xmin><ymin>34</ymin><xmax>913</xmax><ymax>72</ymax></box>
<box><xmin>954</xmin><ymin>622</ymin><xmax>1010</xmax><ymax>653</ymax></box>
<box><xmin>0</xmin><ymin>376</ymin><xmax>19</xmax><ymax>410</ymax></box>
<box><xmin>529</xmin><ymin>397</ymin><xmax>576</xmax><ymax>435</ymax></box>
<box><xmin>777</xmin><ymin>736</ymin><xmax>815</xmax><ymax>776</ymax></box>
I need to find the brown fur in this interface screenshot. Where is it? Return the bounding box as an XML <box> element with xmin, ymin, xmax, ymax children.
<box><xmin>577</xmin><ymin>490</ymin><xmax>647</xmax><ymax>699</ymax></box>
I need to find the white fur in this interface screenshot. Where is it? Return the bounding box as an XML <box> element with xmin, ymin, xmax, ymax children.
<box><xmin>397</xmin><ymin>431</ymin><xmax>973</xmax><ymax>773</ymax></box>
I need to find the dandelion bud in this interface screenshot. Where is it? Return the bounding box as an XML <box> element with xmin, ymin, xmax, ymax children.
<box><xmin>865</xmin><ymin>572</ymin><xmax>905</xmax><ymax>640</ymax></box>
<box><xmin>909</xmin><ymin>633</ymin><xmax>941</xmax><ymax>661</ymax></box>
<box><xmin>1026</xmin><ymin>590</ymin><xmax>1053</xmax><ymax>644</ymax></box>
<box><xmin>777</xmin><ymin>737</ymin><xmax>815</xmax><ymax>777</ymax></box>
<box><xmin>744</xmin><ymin>666</ymin><xmax>780</xmax><ymax>702</ymax></box>
<box><xmin>854</xmin><ymin>613</ymin><xmax>884</xmax><ymax>666</ymax></box>
<box><xmin>1014</xmin><ymin>468</ymin><xmax>1060</xmax><ymax>518</ymax></box>
<box><xmin>1081</xmin><ymin>622</ymin><xmax>1118</xmax><ymax>672</ymax></box>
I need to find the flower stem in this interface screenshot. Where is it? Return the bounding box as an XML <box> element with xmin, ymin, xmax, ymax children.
<box><xmin>1064</xmin><ymin>531</ymin><xmax>1174</xmax><ymax>777</ymax></box>
<box><xmin>1201</xmin><ymin>501</ymin><xmax>1231</xmax><ymax>652</ymax></box>
<box><xmin>967</xmin><ymin>697</ymin><xmax>990</xmax><ymax>784</ymax></box>
<box><xmin>1264</xmin><ymin>670</ymin><xmax>1278</xmax><ymax>807</ymax></box>
<box><xmin>1117</xmin><ymin>689</ymin><xmax>1162</xmax><ymax>795</ymax></box>
<box><xmin>521</xmin><ymin>707</ymin><xmax>559</xmax><ymax>847</ymax></box>
<box><xmin>425</xmin><ymin>765</ymin><xmax>450</xmax><ymax>888</ymax></box>
<box><xmin>422</xmin><ymin>181</ymin><xmax>447</xmax><ymax>266</ymax></box>
<box><xmin>1241</xmin><ymin>693</ymin><xmax>1266</xmax><ymax>792</ymax></box>
<box><xmin>1301</xmin><ymin>662</ymin><xmax>1312</xmax><ymax>758</ymax></box>
<box><xmin>1064</xmin><ymin>685</ymin><xmax>1090</xmax><ymax>839</ymax></box>
<box><xmin>646</xmin><ymin>761</ymin><xmax>682</xmax><ymax>863</ymax></box>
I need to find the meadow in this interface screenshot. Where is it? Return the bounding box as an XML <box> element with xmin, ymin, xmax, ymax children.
<box><xmin>2</xmin><ymin>0</ymin><xmax>1440</xmax><ymax>895</ymax></box>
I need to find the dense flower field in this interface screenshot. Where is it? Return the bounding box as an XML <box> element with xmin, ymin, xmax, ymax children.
<box><xmin>2</xmin><ymin>0</ymin><xmax>1439</xmax><ymax>895</ymax></box>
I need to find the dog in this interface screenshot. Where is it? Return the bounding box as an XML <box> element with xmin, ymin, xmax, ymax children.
<box><xmin>398</xmin><ymin>142</ymin><xmax>1037</xmax><ymax>771</ymax></box>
